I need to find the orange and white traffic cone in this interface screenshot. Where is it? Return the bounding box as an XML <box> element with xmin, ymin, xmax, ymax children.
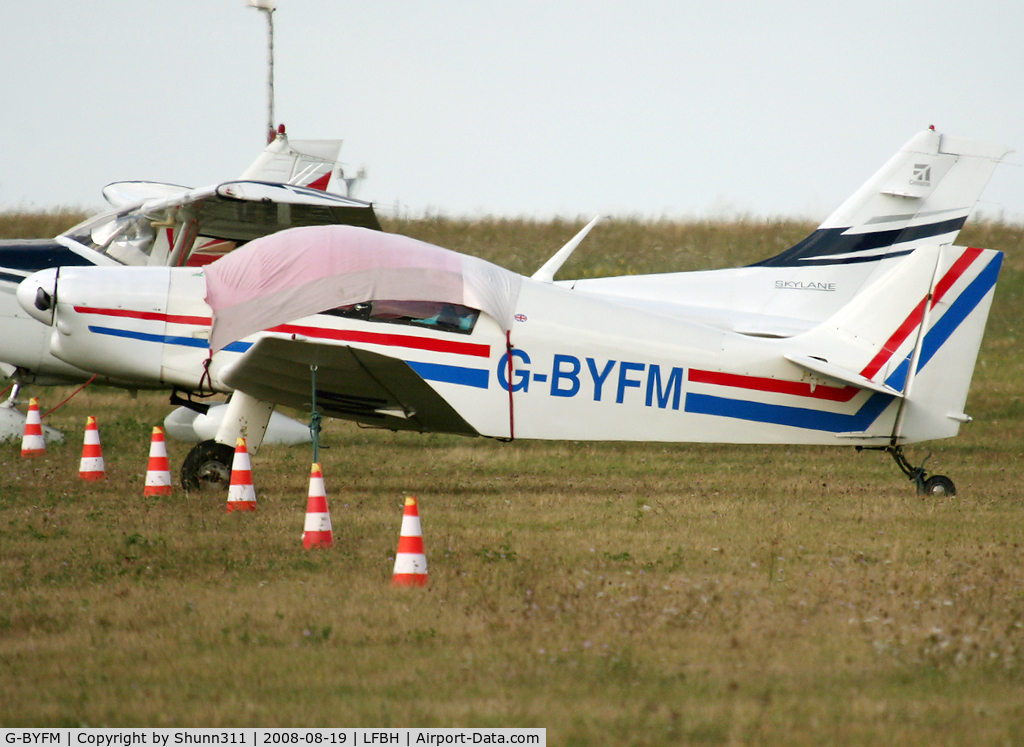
<box><xmin>226</xmin><ymin>437</ymin><xmax>257</xmax><ymax>512</ymax></box>
<box><xmin>20</xmin><ymin>397</ymin><xmax>46</xmax><ymax>458</ymax></box>
<box><xmin>78</xmin><ymin>416</ymin><xmax>105</xmax><ymax>481</ymax></box>
<box><xmin>392</xmin><ymin>496</ymin><xmax>428</xmax><ymax>586</ymax></box>
<box><xmin>302</xmin><ymin>463</ymin><xmax>333</xmax><ymax>548</ymax></box>
<box><xmin>143</xmin><ymin>426</ymin><xmax>172</xmax><ymax>496</ymax></box>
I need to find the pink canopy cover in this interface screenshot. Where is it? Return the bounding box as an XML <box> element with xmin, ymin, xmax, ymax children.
<box><xmin>204</xmin><ymin>224</ymin><xmax>522</xmax><ymax>352</ymax></box>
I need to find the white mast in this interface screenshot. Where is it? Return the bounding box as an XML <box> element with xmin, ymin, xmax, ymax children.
<box><xmin>247</xmin><ymin>0</ymin><xmax>277</xmax><ymax>144</ymax></box>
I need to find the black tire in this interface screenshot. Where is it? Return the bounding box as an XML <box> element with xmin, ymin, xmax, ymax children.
<box><xmin>922</xmin><ymin>474</ymin><xmax>956</xmax><ymax>497</ymax></box>
<box><xmin>181</xmin><ymin>440</ymin><xmax>234</xmax><ymax>492</ymax></box>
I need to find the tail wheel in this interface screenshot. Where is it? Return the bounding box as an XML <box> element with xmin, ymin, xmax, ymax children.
<box><xmin>181</xmin><ymin>440</ymin><xmax>234</xmax><ymax>491</ymax></box>
<box><xmin>922</xmin><ymin>474</ymin><xmax>956</xmax><ymax>497</ymax></box>
<box><xmin>867</xmin><ymin>445</ymin><xmax>958</xmax><ymax>497</ymax></box>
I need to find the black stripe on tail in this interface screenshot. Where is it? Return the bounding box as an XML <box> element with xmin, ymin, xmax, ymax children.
<box><xmin>751</xmin><ymin>216</ymin><xmax>967</xmax><ymax>267</ymax></box>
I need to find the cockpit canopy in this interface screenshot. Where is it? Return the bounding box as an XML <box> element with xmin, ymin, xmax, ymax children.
<box><xmin>326</xmin><ymin>300</ymin><xmax>480</xmax><ymax>335</ymax></box>
<box><xmin>62</xmin><ymin>209</ymin><xmax>158</xmax><ymax>265</ymax></box>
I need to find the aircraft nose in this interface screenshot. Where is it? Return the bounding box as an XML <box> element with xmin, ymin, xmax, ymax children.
<box><xmin>17</xmin><ymin>268</ymin><xmax>59</xmax><ymax>325</ymax></box>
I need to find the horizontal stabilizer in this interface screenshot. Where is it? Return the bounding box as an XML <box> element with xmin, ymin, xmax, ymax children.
<box><xmin>785</xmin><ymin>354</ymin><xmax>904</xmax><ymax>397</ymax></box>
<box><xmin>788</xmin><ymin>244</ymin><xmax>941</xmax><ymax>384</ymax></box>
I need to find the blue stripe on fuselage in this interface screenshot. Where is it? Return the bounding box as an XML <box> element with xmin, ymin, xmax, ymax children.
<box><xmin>87</xmin><ymin>325</ymin><xmax>488</xmax><ymax>387</ymax></box>
<box><xmin>406</xmin><ymin>360</ymin><xmax>489</xmax><ymax>389</ymax></box>
<box><xmin>88</xmin><ymin>326</ymin><xmax>251</xmax><ymax>353</ymax></box>
<box><xmin>684</xmin><ymin>390</ymin><xmax>894</xmax><ymax>433</ymax></box>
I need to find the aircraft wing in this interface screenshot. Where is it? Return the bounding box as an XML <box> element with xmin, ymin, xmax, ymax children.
<box><xmin>188</xmin><ymin>182</ymin><xmax>380</xmax><ymax>240</ymax></box>
<box><xmin>219</xmin><ymin>336</ymin><xmax>479</xmax><ymax>436</ymax></box>
<box><xmin>103</xmin><ymin>181</ymin><xmax>192</xmax><ymax>209</ymax></box>
<box><xmin>107</xmin><ymin>180</ymin><xmax>381</xmax><ymax>241</ymax></box>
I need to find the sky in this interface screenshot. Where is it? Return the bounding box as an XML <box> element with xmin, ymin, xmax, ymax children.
<box><xmin>2</xmin><ymin>1</ymin><xmax>1023</xmax><ymax>223</ymax></box>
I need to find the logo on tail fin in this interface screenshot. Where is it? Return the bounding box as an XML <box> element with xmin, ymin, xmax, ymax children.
<box><xmin>911</xmin><ymin>164</ymin><xmax>932</xmax><ymax>187</ymax></box>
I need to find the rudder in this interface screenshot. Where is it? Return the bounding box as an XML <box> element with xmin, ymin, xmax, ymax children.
<box><xmin>785</xmin><ymin>244</ymin><xmax>1003</xmax><ymax>444</ymax></box>
<box><xmin>891</xmin><ymin>246</ymin><xmax>1002</xmax><ymax>443</ymax></box>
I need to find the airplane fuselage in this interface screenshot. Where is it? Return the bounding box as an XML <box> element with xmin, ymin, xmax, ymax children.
<box><xmin>0</xmin><ymin>239</ymin><xmax>121</xmax><ymax>385</ymax></box>
<box><xmin>18</xmin><ymin>238</ymin><xmax>1001</xmax><ymax>449</ymax></box>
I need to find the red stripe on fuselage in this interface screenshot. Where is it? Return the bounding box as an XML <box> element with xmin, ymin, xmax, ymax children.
<box><xmin>73</xmin><ymin>306</ymin><xmax>212</xmax><ymax>326</ymax></box>
<box><xmin>72</xmin><ymin>307</ymin><xmax>490</xmax><ymax>358</ymax></box>
<box><xmin>270</xmin><ymin>323</ymin><xmax>491</xmax><ymax>358</ymax></box>
<box><xmin>687</xmin><ymin>369</ymin><xmax>858</xmax><ymax>402</ymax></box>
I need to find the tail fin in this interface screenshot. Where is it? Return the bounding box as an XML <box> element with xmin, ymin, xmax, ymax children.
<box><xmin>890</xmin><ymin>245</ymin><xmax>1002</xmax><ymax>442</ymax></box>
<box><xmin>567</xmin><ymin>129</ymin><xmax>1010</xmax><ymax>337</ymax></box>
<box><xmin>787</xmin><ymin>243</ymin><xmax>1002</xmax><ymax>443</ymax></box>
<box><xmin>755</xmin><ymin>128</ymin><xmax>1011</xmax><ymax>268</ymax></box>
<box><xmin>238</xmin><ymin>131</ymin><xmax>347</xmax><ymax>193</ymax></box>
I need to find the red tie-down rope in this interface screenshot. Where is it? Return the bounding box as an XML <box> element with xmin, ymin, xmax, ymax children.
<box><xmin>506</xmin><ymin>330</ymin><xmax>515</xmax><ymax>441</ymax></box>
<box><xmin>41</xmin><ymin>375</ymin><xmax>97</xmax><ymax>417</ymax></box>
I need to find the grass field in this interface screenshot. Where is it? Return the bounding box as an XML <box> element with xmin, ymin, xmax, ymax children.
<box><xmin>1</xmin><ymin>211</ymin><xmax>1023</xmax><ymax>743</ymax></box>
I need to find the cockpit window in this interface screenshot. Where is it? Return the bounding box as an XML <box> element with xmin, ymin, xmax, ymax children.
<box><xmin>324</xmin><ymin>300</ymin><xmax>479</xmax><ymax>335</ymax></box>
<box><xmin>62</xmin><ymin>210</ymin><xmax>157</xmax><ymax>265</ymax></box>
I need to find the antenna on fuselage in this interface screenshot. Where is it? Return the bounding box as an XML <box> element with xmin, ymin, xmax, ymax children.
<box><xmin>247</xmin><ymin>0</ymin><xmax>277</xmax><ymax>145</ymax></box>
<box><xmin>531</xmin><ymin>215</ymin><xmax>604</xmax><ymax>283</ymax></box>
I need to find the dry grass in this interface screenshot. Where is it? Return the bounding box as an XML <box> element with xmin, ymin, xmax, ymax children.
<box><xmin>0</xmin><ymin>208</ymin><xmax>90</xmax><ymax>239</ymax></box>
<box><xmin>0</xmin><ymin>213</ymin><xmax>1023</xmax><ymax>743</ymax></box>
<box><xmin>384</xmin><ymin>215</ymin><xmax>820</xmax><ymax>276</ymax></box>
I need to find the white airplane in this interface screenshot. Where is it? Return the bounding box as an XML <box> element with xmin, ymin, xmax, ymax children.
<box><xmin>0</xmin><ymin>127</ymin><xmax>379</xmax><ymax>442</ymax></box>
<box><xmin>13</xmin><ymin>128</ymin><xmax>1011</xmax><ymax>495</ymax></box>
<box><xmin>0</xmin><ymin>127</ymin><xmax>378</xmax><ymax>388</ymax></box>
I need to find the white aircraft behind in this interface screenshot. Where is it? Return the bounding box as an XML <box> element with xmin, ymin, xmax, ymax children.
<box><xmin>0</xmin><ymin>127</ymin><xmax>379</xmax><ymax>390</ymax></box>
<box><xmin>0</xmin><ymin>128</ymin><xmax>379</xmax><ymax>444</ymax></box>
<box><xmin>12</xmin><ymin>128</ymin><xmax>1011</xmax><ymax>494</ymax></box>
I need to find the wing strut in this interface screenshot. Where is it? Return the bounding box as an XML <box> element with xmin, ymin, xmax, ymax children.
<box><xmin>309</xmin><ymin>364</ymin><xmax>323</xmax><ymax>464</ymax></box>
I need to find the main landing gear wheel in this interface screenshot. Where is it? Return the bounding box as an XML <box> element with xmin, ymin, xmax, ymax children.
<box><xmin>181</xmin><ymin>440</ymin><xmax>234</xmax><ymax>491</ymax></box>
